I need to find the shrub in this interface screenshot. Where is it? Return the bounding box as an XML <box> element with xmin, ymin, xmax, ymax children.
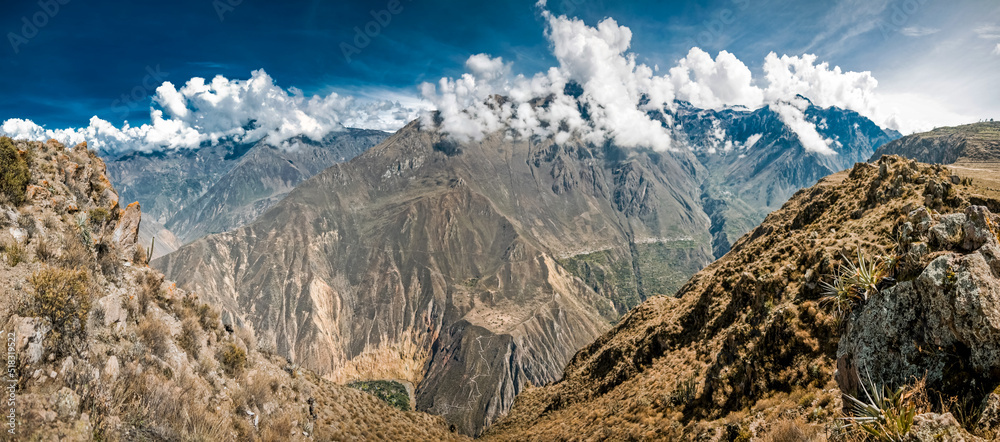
<box><xmin>59</xmin><ymin>231</ymin><xmax>91</xmax><ymax>268</ymax></box>
<box><xmin>88</xmin><ymin>208</ymin><xmax>111</xmax><ymax>228</ymax></box>
<box><xmin>138</xmin><ymin>317</ymin><xmax>171</xmax><ymax>358</ymax></box>
<box><xmin>219</xmin><ymin>343</ymin><xmax>248</xmax><ymax>377</ymax></box>
<box><xmin>0</xmin><ymin>137</ymin><xmax>30</xmax><ymax>206</ymax></box>
<box><xmin>197</xmin><ymin>304</ymin><xmax>220</xmax><ymax>331</ymax></box>
<box><xmin>25</xmin><ymin>267</ymin><xmax>91</xmax><ymax>355</ymax></box>
<box><xmin>1</xmin><ymin>240</ymin><xmax>26</xmax><ymax>266</ymax></box>
<box><xmin>34</xmin><ymin>236</ymin><xmax>56</xmax><ymax>262</ymax></box>
<box><xmin>177</xmin><ymin>318</ymin><xmax>201</xmax><ymax>359</ymax></box>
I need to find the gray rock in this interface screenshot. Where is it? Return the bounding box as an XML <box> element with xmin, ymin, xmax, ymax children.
<box><xmin>929</xmin><ymin>213</ymin><xmax>966</xmax><ymax>249</ymax></box>
<box><xmin>904</xmin><ymin>413</ymin><xmax>982</xmax><ymax>442</ymax></box>
<box><xmin>839</xmin><ymin>206</ymin><xmax>1000</xmax><ymax>402</ymax></box>
<box><xmin>54</xmin><ymin>387</ymin><xmax>79</xmax><ymax>419</ymax></box>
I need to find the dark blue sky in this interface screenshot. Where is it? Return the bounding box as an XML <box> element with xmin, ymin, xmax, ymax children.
<box><xmin>2</xmin><ymin>0</ymin><xmax>998</xmax><ymax>130</ymax></box>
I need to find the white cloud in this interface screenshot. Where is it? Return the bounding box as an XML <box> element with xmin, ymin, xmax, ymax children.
<box><xmin>994</xmin><ymin>43</ymin><xmax>1000</xmax><ymax>55</ymax></box>
<box><xmin>975</xmin><ymin>25</ymin><xmax>1000</xmax><ymax>40</ymax></box>
<box><xmin>900</xmin><ymin>27</ymin><xmax>940</xmax><ymax>37</ymax></box>
<box><xmin>421</xmin><ymin>9</ymin><xmax>905</xmax><ymax>156</ymax></box>
<box><xmin>0</xmin><ymin>70</ymin><xmax>423</xmax><ymax>155</ymax></box>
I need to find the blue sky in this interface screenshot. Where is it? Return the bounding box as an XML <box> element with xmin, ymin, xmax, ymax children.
<box><xmin>2</xmin><ymin>0</ymin><xmax>999</xmax><ymax>145</ymax></box>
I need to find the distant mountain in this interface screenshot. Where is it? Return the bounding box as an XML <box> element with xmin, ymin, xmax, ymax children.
<box><xmin>872</xmin><ymin>121</ymin><xmax>1000</xmax><ymax>164</ymax></box>
<box><xmin>104</xmin><ymin>129</ymin><xmax>389</xmax><ymax>257</ymax></box>
<box><xmin>675</xmin><ymin>100</ymin><xmax>900</xmax><ymax>256</ymax></box>
<box><xmin>154</xmin><ymin>101</ymin><xmax>897</xmax><ymax>436</ymax></box>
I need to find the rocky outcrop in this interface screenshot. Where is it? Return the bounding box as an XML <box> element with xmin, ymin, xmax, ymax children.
<box><xmin>111</xmin><ymin>201</ymin><xmax>141</xmax><ymax>258</ymax></box>
<box><xmin>837</xmin><ymin>204</ymin><xmax>1000</xmax><ymax>410</ymax></box>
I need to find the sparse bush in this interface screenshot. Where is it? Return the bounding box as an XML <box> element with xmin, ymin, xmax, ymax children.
<box><xmin>1</xmin><ymin>239</ymin><xmax>26</xmax><ymax>266</ymax></box>
<box><xmin>59</xmin><ymin>231</ymin><xmax>90</xmax><ymax>268</ymax></box>
<box><xmin>177</xmin><ymin>318</ymin><xmax>201</xmax><ymax>359</ymax></box>
<box><xmin>668</xmin><ymin>375</ymin><xmax>698</xmax><ymax>407</ymax></box>
<box><xmin>0</xmin><ymin>137</ymin><xmax>30</xmax><ymax>206</ymax></box>
<box><xmin>17</xmin><ymin>213</ymin><xmax>36</xmax><ymax>239</ymax></box>
<box><xmin>197</xmin><ymin>304</ymin><xmax>220</xmax><ymax>331</ymax></box>
<box><xmin>96</xmin><ymin>241</ymin><xmax>123</xmax><ymax>280</ymax></box>
<box><xmin>34</xmin><ymin>236</ymin><xmax>56</xmax><ymax>262</ymax></box>
<box><xmin>139</xmin><ymin>317</ymin><xmax>170</xmax><ymax>358</ymax></box>
<box><xmin>24</xmin><ymin>267</ymin><xmax>91</xmax><ymax>355</ymax></box>
<box><xmin>220</xmin><ymin>342</ymin><xmax>248</xmax><ymax>377</ymax></box>
<box><xmin>88</xmin><ymin>207</ymin><xmax>111</xmax><ymax>228</ymax></box>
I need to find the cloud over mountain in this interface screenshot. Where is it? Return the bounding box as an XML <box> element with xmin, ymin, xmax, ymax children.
<box><xmin>1</xmin><ymin>70</ymin><xmax>422</xmax><ymax>155</ymax></box>
<box><xmin>420</xmin><ymin>8</ymin><xmax>902</xmax><ymax>155</ymax></box>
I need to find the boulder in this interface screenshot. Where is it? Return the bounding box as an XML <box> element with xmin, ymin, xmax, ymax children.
<box><xmin>838</xmin><ymin>206</ymin><xmax>1000</xmax><ymax>409</ymax></box>
<box><xmin>111</xmin><ymin>201</ymin><xmax>141</xmax><ymax>259</ymax></box>
<box><xmin>903</xmin><ymin>413</ymin><xmax>982</xmax><ymax>442</ymax></box>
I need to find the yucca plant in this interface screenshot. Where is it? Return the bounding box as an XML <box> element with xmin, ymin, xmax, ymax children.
<box><xmin>840</xmin><ymin>370</ymin><xmax>919</xmax><ymax>441</ymax></box>
<box><xmin>820</xmin><ymin>246</ymin><xmax>889</xmax><ymax>319</ymax></box>
<box><xmin>841</xmin><ymin>248</ymin><xmax>888</xmax><ymax>300</ymax></box>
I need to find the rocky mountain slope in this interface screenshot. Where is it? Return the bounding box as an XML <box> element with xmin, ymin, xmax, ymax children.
<box><xmin>485</xmin><ymin>155</ymin><xmax>1000</xmax><ymax>440</ymax></box>
<box><xmin>154</xmin><ymin>102</ymin><xmax>897</xmax><ymax>436</ymax></box>
<box><xmin>0</xmin><ymin>137</ymin><xmax>463</xmax><ymax>441</ymax></box>
<box><xmin>872</xmin><ymin>121</ymin><xmax>1000</xmax><ymax>164</ymax></box>
<box><xmin>105</xmin><ymin>129</ymin><xmax>388</xmax><ymax>256</ymax></box>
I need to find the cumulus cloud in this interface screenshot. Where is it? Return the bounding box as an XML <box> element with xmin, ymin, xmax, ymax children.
<box><xmin>0</xmin><ymin>70</ymin><xmax>423</xmax><ymax>155</ymax></box>
<box><xmin>421</xmin><ymin>8</ymin><xmax>902</xmax><ymax>156</ymax></box>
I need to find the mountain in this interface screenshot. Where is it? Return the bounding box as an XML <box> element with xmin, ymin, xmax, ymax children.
<box><xmin>675</xmin><ymin>99</ymin><xmax>901</xmax><ymax>256</ymax></box>
<box><xmin>485</xmin><ymin>155</ymin><xmax>1000</xmax><ymax>440</ymax></box>
<box><xmin>154</xmin><ymin>101</ymin><xmax>897</xmax><ymax>435</ymax></box>
<box><xmin>0</xmin><ymin>137</ymin><xmax>463</xmax><ymax>441</ymax></box>
<box><xmin>104</xmin><ymin>129</ymin><xmax>389</xmax><ymax>256</ymax></box>
<box><xmin>872</xmin><ymin>121</ymin><xmax>1000</xmax><ymax>164</ymax></box>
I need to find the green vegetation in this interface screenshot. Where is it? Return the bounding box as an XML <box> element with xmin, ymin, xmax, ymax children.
<box><xmin>25</xmin><ymin>267</ymin><xmax>91</xmax><ymax>355</ymax></box>
<box><xmin>1</xmin><ymin>239</ymin><xmax>27</xmax><ymax>266</ymax></box>
<box><xmin>0</xmin><ymin>137</ymin><xmax>30</xmax><ymax>206</ymax></box>
<box><xmin>841</xmin><ymin>371</ymin><xmax>923</xmax><ymax>441</ymax></box>
<box><xmin>88</xmin><ymin>207</ymin><xmax>111</xmax><ymax>227</ymax></box>
<box><xmin>821</xmin><ymin>247</ymin><xmax>890</xmax><ymax>319</ymax></box>
<box><xmin>348</xmin><ymin>380</ymin><xmax>411</xmax><ymax>411</ymax></box>
<box><xmin>558</xmin><ymin>249</ymin><xmax>638</xmax><ymax>314</ymax></box>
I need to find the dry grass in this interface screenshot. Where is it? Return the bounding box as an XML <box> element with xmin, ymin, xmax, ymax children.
<box><xmin>763</xmin><ymin>418</ymin><xmax>826</xmax><ymax>442</ymax></box>
<box><xmin>138</xmin><ymin>316</ymin><xmax>171</xmax><ymax>358</ymax></box>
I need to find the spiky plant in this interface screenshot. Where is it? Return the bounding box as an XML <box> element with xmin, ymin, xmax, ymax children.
<box><xmin>819</xmin><ymin>272</ymin><xmax>858</xmax><ymax>320</ymax></box>
<box><xmin>841</xmin><ymin>247</ymin><xmax>888</xmax><ymax>300</ymax></box>
<box><xmin>840</xmin><ymin>369</ymin><xmax>919</xmax><ymax>442</ymax></box>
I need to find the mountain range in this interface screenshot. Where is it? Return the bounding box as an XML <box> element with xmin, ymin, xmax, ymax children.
<box><xmin>152</xmin><ymin>100</ymin><xmax>898</xmax><ymax>435</ymax></box>
<box><xmin>104</xmin><ymin>129</ymin><xmax>389</xmax><ymax>258</ymax></box>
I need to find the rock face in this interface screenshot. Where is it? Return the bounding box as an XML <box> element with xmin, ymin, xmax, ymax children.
<box><xmin>837</xmin><ymin>204</ymin><xmax>1000</xmax><ymax>404</ymax></box>
<box><xmin>104</xmin><ymin>129</ymin><xmax>389</xmax><ymax>255</ymax></box>
<box><xmin>111</xmin><ymin>201</ymin><xmax>142</xmax><ymax>257</ymax></box>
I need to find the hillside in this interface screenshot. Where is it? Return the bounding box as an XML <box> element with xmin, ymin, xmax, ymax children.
<box><xmin>873</xmin><ymin>121</ymin><xmax>1000</xmax><ymax>204</ymax></box>
<box><xmin>0</xmin><ymin>137</ymin><xmax>463</xmax><ymax>441</ymax></box>
<box><xmin>105</xmin><ymin>129</ymin><xmax>388</xmax><ymax>256</ymax></box>
<box><xmin>485</xmin><ymin>155</ymin><xmax>1000</xmax><ymax>440</ymax></box>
